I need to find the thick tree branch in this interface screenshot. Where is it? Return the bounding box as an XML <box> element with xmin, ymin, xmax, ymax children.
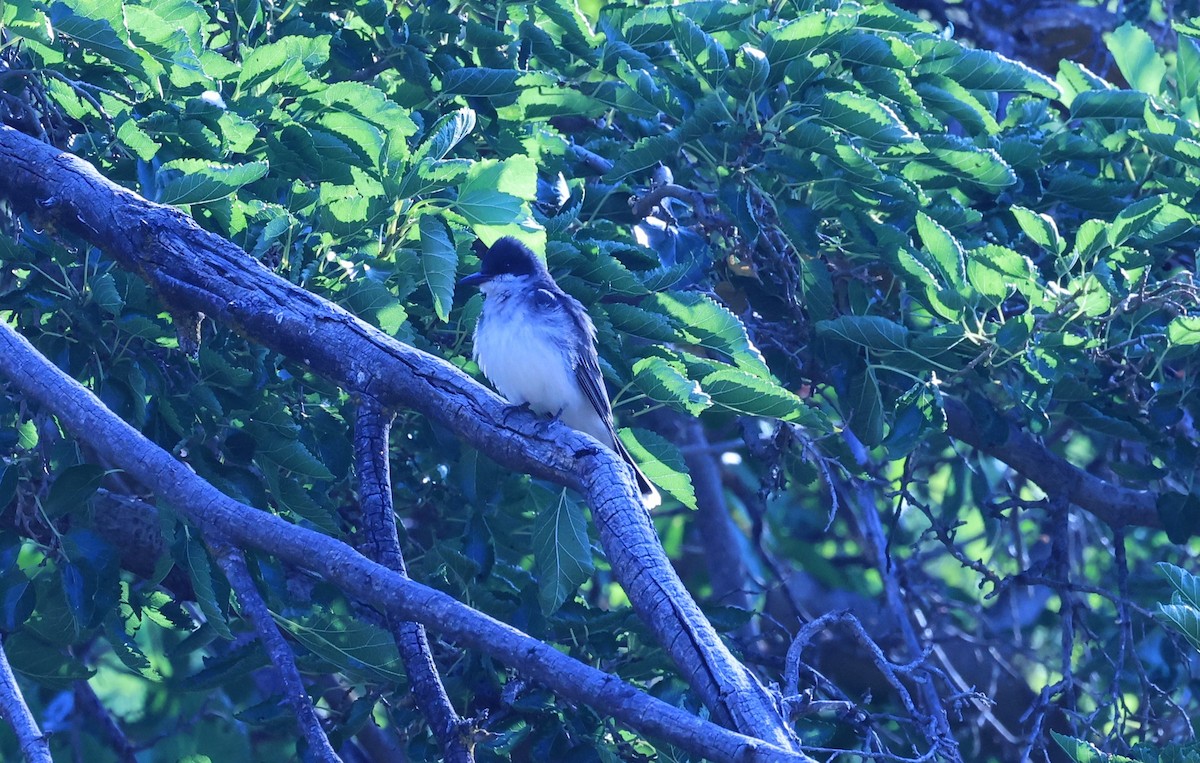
<box><xmin>0</xmin><ymin>125</ymin><xmax>797</xmax><ymax>748</ymax></box>
<box><xmin>354</xmin><ymin>398</ymin><xmax>471</xmax><ymax>762</ymax></box>
<box><xmin>0</xmin><ymin>635</ymin><xmax>50</xmax><ymax>763</ymax></box>
<box><xmin>210</xmin><ymin>541</ymin><xmax>341</xmax><ymax>763</ymax></box>
<box><xmin>0</xmin><ymin>294</ymin><xmax>813</xmax><ymax>763</ymax></box>
<box><xmin>943</xmin><ymin>398</ymin><xmax>1159</xmax><ymax>529</ymax></box>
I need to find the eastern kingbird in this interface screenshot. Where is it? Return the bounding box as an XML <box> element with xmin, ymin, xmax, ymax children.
<box><xmin>460</xmin><ymin>237</ymin><xmax>662</xmax><ymax>509</ymax></box>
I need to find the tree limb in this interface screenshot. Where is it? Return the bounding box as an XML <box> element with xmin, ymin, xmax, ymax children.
<box><xmin>943</xmin><ymin>397</ymin><xmax>1159</xmax><ymax>529</ymax></box>
<box><xmin>354</xmin><ymin>398</ymin><xmax>471</xmax><ymax>762</ymax></box>
<box><xmin>0</xmin><ymin>124</ymin><xmax>798</xmax><ymax>749</ymax></box>
<box><xmin>0</xmin><ymin>278</ymin><xmax>814</xmax><ymax>763</ymax></box>
<box><xmin>209</xmin><ymin>541</ymin><xmax>341</xmax><ymax>763</ymax></box>
<box><xmin>0</xmin><ymin>635</ymin><xmax>51</xmax><ymax>763</ymax></box>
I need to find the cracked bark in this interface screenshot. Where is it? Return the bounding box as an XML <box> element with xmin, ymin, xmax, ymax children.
<box><xmin>0</xmin><ymin>126</ymin><xmax>807</xmax><ymax>756</ymax></box>
<box><xmin>0</xmin><ymin>318</ymin><xmax>812</xmax><ymax>763</ymax></box>
<box><xmin>354</xmin><ymin>399</ymin><xmax>471</xmax><ymax>762</ymax></box>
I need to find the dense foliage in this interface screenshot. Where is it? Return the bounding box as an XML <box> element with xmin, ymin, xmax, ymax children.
<box><xmin>2</xmin><ymin>0</ymin><xmax>1200</xmax><ymax>760</ymax></box>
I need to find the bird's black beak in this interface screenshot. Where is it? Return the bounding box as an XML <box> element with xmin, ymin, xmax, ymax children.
<box><xmin>458</xmin><ymin>271</ymin><xmax>489</xmax><ymax>288</ymax></box>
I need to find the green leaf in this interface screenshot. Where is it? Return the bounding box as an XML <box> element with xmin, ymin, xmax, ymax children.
<box><xmin>1108</xmin><ymin>196</ymin><xmax>1166</xmax><ymax>247</ymax></box>
<box><xmin>184</xmin><ymin>534</ymin><xmax>232</xmax><ymax>640</ymax></box>
<box><xmin>157</xmin><ymin>160</ymin><xmax>269</xmax><ymax>205</ymax></box>
<box><xmin>1158</xmin><ymin>562</ymin><xmax>1200</xmax><ymax>609</ymax></box>
<box><xmin>847</xmin><ymin>366</ymin><xmax>884</xmax><ymax>447</ymax></box>
<box><xmin>604</xmin><ymin>134</ymin><xmax>680</xmax><ymax>182</ymax></box>
<box><xmin>454</xmin><ymin>157</ymin><xmax>541</xmax><ymax>242</ymax></box>
<box><xmin>917</xmin><ymin>134</ymin><xmax>1016</xmax><ymax>192</ymax></box>
<box><xmin>650</xmin><ymin>292</ymin><xmax>770</xmax><ymax>377</ymax></box>
<box><xmin>915</xmin><ymin>212</ymin><xmax>966</xmax><ymax>287</ymax></box>
<box><xmin>1167</xmin><ymin>316</ymin><xmax>1200</xmax><ymax>348</ymax></box>
<box><xmin>882</xmin><ymin>381</ymin><xmax>945</xmax><ymax>458</ymax></box>
<box><xmin>816</xmin><ymin>316</ymin><xmax>910</xmax><ymax>352</ymax></box>
<box><xmin>44</xmin><ymin>464</ymin><xmax>106</xmax><ymax>518</ymax></box>
<box><xmin>88</xmin><ymin>272</ymin><xmax>124</xmax><ymax>316</ymax></box>
<box><xmin>672</xmin><ymin>14</ymin><xmax>728</xmax><ymax>83</ymax></box>
<box><xmin>237</xmin><ymin>35</ymin><xmax>329</xmax><ymax>94</ymax></box>
<box><xmin>916</xmin><ymin>43</ymin><xmax>1059</xmax><ymax>97</ymax></box>
<box><xmin>419</xmin><ymin>215</ymin><xmax>458</xmax><ymax>323</ymax></box>
<box><xmin>277</xmin><ymin>612</ymin><xmax>404</xmax><ymax>683</ymax></box>
<box><xmin>966</xmin><ymin>245</ymin><xmax>1036</xmax><ymax>304</ymax></box>
<box><xmin>1069</xmin><ymin>89</ymin><xmax>1148</xmax><ymax>120</ymax></box>
<box><xmin>631</xmin><ymin>357</ymin><xmax>712</xmax><ymax>416</ymax></box>
<box><xmin>761</xmin><ymin>9</ymin><xmax>858</xmax><ymax>74</ymax></box>
<box><xmin>618</xmin><ymin>428</ymin><xmax>697</xmax><ymax>510</ymax></box>
<box><xmin>1106</xmin><ymin>22</ymin><xmax>1166</xmax><ymax>97</ymax></box>
<box><xmin>257</xmin><ymin>438</ymin><xmax>335</xmax><ymax>480</ymax></box>
<box><xmin>820</xmin><ymin>91</ymin><xmax>915</xmax><ymax>145</ymax></box>
<box><xmin>1052</xmin><ymin>733</ymin><xmax>1139</xmax><ymax>763</ymax></box>
<box><xmin>49</xmin><ymin>2</ymin><xmax>152</xmax><ymax>84</ymax></box>
<box><xmin>1157</xmin><ymin>492</ymin><xmax>1200</xmax><ymax>543</ymax></box>
<box><xmin>410</xmin><ymin>108</ymin><xmax>476</xmax><ymax>166</ymax></box>
<box><xmin>1011</xmin><ymin>206</ymin><xmax>1065</xmax><ymax>254</ymax></box>
<box><xmin>442</xmin><ymin>68</ymin><xmax>556</xmax><ymax>98</ymax></box>
<box><xmin>701</xmin><ymin>368</ymin><xmax>825</xmax><ymax>428</ymax></box>
<box><xmin>532</xmin><ymin>487</ymin><xmax>593</xmax><ymax>616</ymax></box>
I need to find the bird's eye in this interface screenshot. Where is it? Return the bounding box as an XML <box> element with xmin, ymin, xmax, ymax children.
<box><xmin>534</xmin><ymin>289</ymin><xmax>558</xmax><ymax>310</ymax></box>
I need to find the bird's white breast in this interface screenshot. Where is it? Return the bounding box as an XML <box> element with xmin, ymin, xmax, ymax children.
<box><xmin>474</xmin><ymin>300</ymin><xmax>587</xmax><ymax>420</ymax></box>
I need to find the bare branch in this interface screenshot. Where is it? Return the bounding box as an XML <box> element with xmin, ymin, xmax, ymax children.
<box><xmin>0</xmin><ymin>124</ymin><xmax>798</xmax><ymax>749</ymax></box>
<box><xmin>355</xmin><ymin>398</ymin><xmax>472</xmax><ymax>762</ymax></box>
<box><xmin>943</xmin><ymin>397</ymin><xmax>1158</xmax><ymax>529</ymax></box>
<box><xmin>210</xmin><ymin>541</ymin><xmax>341</xmax><ymax>763</ymax></box>
<box><xmin>0</xmin><ymin>635</ymin><xmax>51</xmax><ymax>763</ymax></box>
<box><xmin>0</xmin><ymin>318</ymin><xmax>813</xmax><ymax>763</ymax></box>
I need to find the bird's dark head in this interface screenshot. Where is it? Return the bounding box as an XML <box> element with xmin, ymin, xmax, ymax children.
<box><xmin>459</xmin><ymin>237</ymin><xmax>544</xmax><ymax>287</ymax></box>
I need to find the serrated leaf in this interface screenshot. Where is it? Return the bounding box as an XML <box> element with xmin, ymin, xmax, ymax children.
<box><xmin>410</xmin><ymin>108</ymin><xmax>476</xmax><ymax>166</ymax></box>
<box><xmin>651</xmin><ymin>292</ymin><xmax>770</xmax><ymax>377</ymax></box>
<box><xmin>419</xmin><ymin>215</ymin><xmax>457</xmax><ymax>322</ymax></box>
<box><xmin>1167</xmin><ymin>315</ymin><xmax>1200</xmax><ymax>347</ymax></box>
<box><xmin>532</xmin><ymin>488</ymin><xmax>592</xmax><ymax>616</ymax></box>
<box><xmin>157</xmin><ymin>160</ymin><xmax>268</xmax><ymax>205</ymax></box>
<box><xmin>632</xmin><ymin>357</ymin><xmax>711</xmax><ymax>416</ymax></box>
<box><xmin>442</xmin><ymin>68</ymin><xmax>556</xmax><ymax>98</ymax></box>
<box><xmin>917</xmin><ymin>43</ymin><xmax>1059</xmax><ymax>97</ymax></box>
<box><xmin>915</xmin><ymin>212</ymin><xmax>966</xmax><ymax>287</ymax></box>
<box><xmin>701</xmin><ymin>368</ymin><xmax>823</xmax><ymax>428</ymax></box>
<box><xmin>917</xmin><ymin>134</ymin><xmax>1016</xmax><ymax>192</ymax></box>
<box><xmin>1108</xmin><ymin>196</ymin><xmax>1166</xmax><ymax>247</ymax></box>
<box><xmin>761</xmin><ymin>10</ymin><xmax>858</xmax><ymax>74</ymax></box>
<box><xmin>1106</xmin><ymin>22</ymin><xmax>1166</xmax><ymax>97</ymax></box>
<box><xmin>44</xmin><ymin>464</ymin><xmax>106</xmax><ymax>518</ymax></box>
<box><xmin>816</xmin><ymin>316</ymin><xmax>910</xmax><ymax>352</ymax></box>
<box><xmin>184</xmin><ymin>534</ymin><xmax>231</xmax><ymax>640</ymax></box>
<box><xmin>618</xmin><ymin>427</ymin><xmax>696</xmax><ymax>510</ymax></box>
<box><xmin>847</xmin><ymin>366</ymin><xmax>884</xmax><ymax>446</ymax></box>
<box><xmin>966</xmin><ymin>245</ymin><xmax>1036</xmax><ymax>303</ymax></box>
<box><xmin>454</xmin><ymin>156</ymin><xmax>538</xmax><ymax>233</ymax></box>
<box><xmin>820</xmin><ymin>91</ymin><xmax>915</xmax><ymax>145</ymax></box>
<box><xmin>1158</xmin><ymin>562</ymin><xmax>1200</xmax><ymax>609</ymax></box>
<box><xmin>88</xmin><ymin>272</ymin><xmax>124</xmax><ymax>316</ymax></box>
<box><xmin>604</xmin><ymin>134</ymin><xmax>680</xmax><ymax>182</ymax></box>
<box><xmin>257</xmin><ymin>438</ymin><xmax>334</xmax><ymax>480</ymax></box>
<box><xmin>49</xmin><ymin>2</ymin><xmax>151</xmax><ymax>83</ymax></box>
<box><xmin>882</xmin><ymin>381</ymin><xmax>945</xmax><ymax>458</ymax></box>
<box><xmin>1011</xmin><ymin>206</ymin><xmax>1064</xmax><ymax>254</ymax></box>
<box><xmin>277</xmin><ymin>613</ymin><xmax>404</xmax><ymax>684</ymax></box>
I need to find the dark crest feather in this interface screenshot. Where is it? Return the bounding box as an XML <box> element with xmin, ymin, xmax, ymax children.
<box><xmin>477</xmin><ymin>237</ymin><xmax>543</xmax><ymax>278</ymax></box>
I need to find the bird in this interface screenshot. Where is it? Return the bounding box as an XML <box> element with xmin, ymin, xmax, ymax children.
<box><xmin>459</xmin><ymin>237</ymin><xmax>662</xmax><ymax>509</ymax></box>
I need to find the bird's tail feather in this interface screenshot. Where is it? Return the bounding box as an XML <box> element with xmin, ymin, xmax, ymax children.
<box><xmin>612</xmin><ymin>435</ymin><xmax>662</xmax><ymax>510</ymax></box>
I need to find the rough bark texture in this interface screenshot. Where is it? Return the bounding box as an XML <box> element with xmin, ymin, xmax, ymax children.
<box><xmin>0</xmin><ymin>637</ymin><xmax>51</xmax><ymax>763</ymax></box>
<box><xmin>0</xmin><ymin>126</ymin><xmax>806</xmax><ymax>756</ymax></box>
<box><xmin>355</xmin><ymin>400</ymin><xmax>471</xmax><ymax>762</ymax></box>
<box><xmin>211</xmin><ymin>542</ymin><xmax>341</xmax><ymax>763</ymax></box>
